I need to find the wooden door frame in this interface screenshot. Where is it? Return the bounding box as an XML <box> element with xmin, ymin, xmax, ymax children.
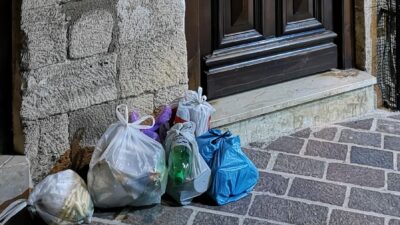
<box><xmin>185</xmin><ymin>0</ymin><xmax>355</xmax><ymax>91</ymax></box>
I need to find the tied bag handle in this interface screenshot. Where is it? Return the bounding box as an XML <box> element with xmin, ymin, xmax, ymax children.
<box><xmin>209</xmin><ymin>130</ymin><xmax>232</xmax><ymax>144</ymax></box>
<box><xmin>116</xmin><ymin>104</ymin><xmax>155</xmax><ymax>129</ymax></box>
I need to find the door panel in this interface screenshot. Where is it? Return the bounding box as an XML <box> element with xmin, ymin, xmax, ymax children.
<box><xmin>218</xmin><ymin>0</ymin><xmax>263</xmax><ymax>48</ymax></box>
<box><xmin>194</xmin><ymin>0</ymin><xmax>344</xmax><ymax>99</ymax></box>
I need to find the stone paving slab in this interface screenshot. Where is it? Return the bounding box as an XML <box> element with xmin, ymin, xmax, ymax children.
<box><xmin>8</xmin><ymin>112</ymin><xmax>400</xmax><ymax>225</ymax></box>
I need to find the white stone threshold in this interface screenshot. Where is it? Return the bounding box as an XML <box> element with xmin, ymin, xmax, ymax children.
<box><xmin>210</xmin><ymin>69</ymin><xmax>377</xmax><ymax>128</ymax></box>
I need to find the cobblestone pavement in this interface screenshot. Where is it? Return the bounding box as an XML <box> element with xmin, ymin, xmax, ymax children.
<box><xmin>14</xmin><ymin>112</ymin><xmax>400</xmax><ymax>225</ymax></box>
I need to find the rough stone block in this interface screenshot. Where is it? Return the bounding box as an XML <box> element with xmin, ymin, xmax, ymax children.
<box><xmin>350</xmin><ymin>146</ymin><xmax>393</xmax><ymax>169</ymax></box>
<box><xmin>122</xmin><ymin>205</ymin><xmax>193</xmax><ymax>225</ymax></box>
<box><xmin>21</xmin><ymin>54</ymin><xmax>118</xmax><ymax>120</ymax></box>
<box><xmin>305</xmin><ymin>140</ymin><xmax>348</xmax><ymax>160</ymax></box>
<box><xmin>266</xmin><ymin>136</ymin><xmax>304</xmax><ymax>154</ymax></box>
<box><xmin>339</xmin><ymin>129</ymin><xmax>381</xmax><ymax>147</ymax></box>
<box><xmin>329</xmin><ymin>210</ymin><xmax>384</xmax><ymax>225</ymax></box>
<box><xmin>384</xmin><ymin>135</ymin><xmax>400</xmax><ymax>151</ymax></box>
<box><xmin>24</xmin><ymin>114</ymin><xmax>70</xmax><ymax>183</ymax></box>
<box><xmin>243</xmin><ymin>149</ymin><xmax>270</xmax><ymax>169</ymax></box>
<box><xmin>0</xmin><ymin>156</ymin><xmax>32</xmax><ymax>211</ymax></box>
<box><xmin>249</xmin><ymin>195</ymin><xmax>328</xmax><ymax>225</ymax></box>
<box><xmin>154</xmin><ymin>85</ymin><xmax>187</xmax><ymax>108</ymax></box>
<box><xmin>273</xmin><ymin>154</ymin><xmax>326</xmax><ymax>178</ymax></box>
<box><xmin>349</xmin><ymin>188</ymin><xmax>400</xmax><ymax>217</ymax></box>
<box><xmin>388</xmin><ymin>173</ymin><xmax>400</xmax><ymax>192</ymax></box>
<box><xmin>376</xmin><ymin>119</ymin><xmax>400</xmax><ymax>135</ymax></box>
<box><xmin>193</xmin><ymin>212</ymin><xmax>239</xmax><ymax>225</ymax></box>
<box><xmin>255</xmin><ymin>172</ymin><xmax>290</xmax><ymax>195</ymax></box>
<box><xmin>21</xmin><ymin>5</ymin><xmax>67</xmax><ymax>70</ymax></box>
<box><xmin>288</xmin><ymin>178</ymin><xmax>346</xmax><ymax>206</ymax></box>
<box><xmin>69</xmin><ymin>10</ymin><xmax>114</xmax><ymax>58</ymax></box>
<box><xmin>68</xmin><ymin>94</ymin><xmax>154</xmax><ymax>147</ymax></box>
<box><xmin>337</xmin><ymin>118</ymin><xmax>374</xmax><ymax>130</ymax></box>
<box><xmin>313</xmin><ymin>127</ymin><xmax>337</xmax><ymax>141</ymax></box>
<box><xmin>326</xmin><ymin>163</ymin><xmax>385</xmax><ymax>188</ymax></box>
<box><xmin>22</xmin><ymin>0</ymin><xmax>72</xmax><ymax>10</ymax></box>
<box><xmin>117</xmin><ymin>0</ymin><xmax>188</xmax><ymax>97</ymax></box>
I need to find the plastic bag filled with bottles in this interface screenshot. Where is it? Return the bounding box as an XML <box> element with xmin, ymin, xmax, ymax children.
<box><xmin>164</xmin><ymin>122</ymin><xmax>211</xmax><ymax>205</ymax></box>
<box><xmin>197</xmin><ymin>129</ymin><xmax>259</xmax><ymax>205</ymax></box>
<box><xmin>174</xmin><ymin>87</ymin><xmax>215</xmax><ymax>137</ymax></box>
<box><xmin>0</xmin><ymin>170</ymin><xmax>94</xmax><ymax>225</ymax></box>
<box><xmin>87</xmin><ymin>104</ymin><xmax>167</xmax><ymax>208</ymax></box>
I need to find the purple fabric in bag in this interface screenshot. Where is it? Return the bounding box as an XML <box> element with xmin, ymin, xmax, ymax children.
<box><xmin>129</xmin><ymin>106</ymin><xmax>172</xmax><ymax>142</ymax></box>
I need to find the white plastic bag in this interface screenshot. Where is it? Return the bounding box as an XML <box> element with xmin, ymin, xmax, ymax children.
<box><xmin>0</xmin><ymin>170</ymin><xmax>94</xmax><ymax>225</ymax></box>
<box><xmin>164</xmin><ymin>122</ymin><xmax>211</xmax><ymax>205</ymax></box>
<box><xmin>174</xmin><ymin>87</ymin><xmax>215</xmax><ymax>137</ymax></box>
<box><xmin>87</xmin><ymin>104</ymin><xmax>167</xmax><ymax>208</ymax></box>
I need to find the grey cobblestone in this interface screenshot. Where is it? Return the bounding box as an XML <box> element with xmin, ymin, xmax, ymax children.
<box><xmin>305</xmin><ymin>140</ymin><xmax>347</xmax><ymax>160</ymax></box>
<box><xmin>255</xmin><ymin>172</ymin><xmax>289</xmax><ymax>195</ymax></box>
<box><xmin>337</xmin><ymin>118</ymin><xmax>374</xmax><ymax>130</ymax></box>
<box><xmin>326</xmin><ymin>163</ymin><xmax>385</xmax><ymax>188</ymax></box>
<box><xmin>243</xmin><ymin>218</ymin><xmax>278</xmax><ymax>225</ymax></box>
<box><xmin>350</xmin><ymin>146</ymin><xmax>394</xmax><ymax>169</ymax></box>
<box><xmin>193</xmin><ymin>212</ymin><xmax>239</xmax><ymax>225</ymax></box>
<box><xmin>191</xmin><ymin>194</ymin><xmax>251</xmax><ymax>215</ymax></box>
<box><xmin>390</xmin><ymin>219</ymin><xmax>400</xmax><ymax>225</ymax></box>
<box><xmin>249</xmin><ymin>195</ymin><xmax>328</xmax><ymax>225</ymax></box>
<box><xmin>384</xmin><ymin>135</ymin><xmax>400</xmax><ymax>151</ymax></box>
<box><xmin>266</xmin><ymin>136</ymin><xmax>304</xmax><ymax>154</ymax></box>
<box><xmin>339</xmin><ymin>129</ymin><xmax>381</xmax><ymax>147</ymax></box>
<box><xmin>313</xmin><ymin>127</ymin><xmax>337</xmax><ymax>141</ymax></box>
<box><xmin>291</xmin><ymin>128</ymin><xmax>312</xmax><ymax>139</ymax></box>
<box><xmin>349</xmin><ymin>188</ymin><xmax>400</xmax><ymax>217</ymax></box>
<box><xmin>121</xmin><ymin>205</ymin><xmax>192</xmax><ymax>225</ymax></box>
<box><xmin>243</xmin><ymin>149</ymin><xmax>271</xmax><ymax>169</ymax></box>
<box><xmin>329</xmin><ymin>209</ymin><xmax>384</xmax><ymax>225</ymax></box>
<box><xmin>288</xmin><ymin>178</ymin><xmax>346</xmax><ymax>206</ymax></box>
<box><xmin>376</xmin><ymin>119</ymin><xmax>400</xmax><ymax>135</ymax></box>
<box><xmin>388</xmin><ymin>173</ymin><xmax>400</xmax><ymax>192</ymax></box>
<box><xmin>273</xmin><ymin>154</ymin><xmax>325</xmax><ymax>178</ymax></box>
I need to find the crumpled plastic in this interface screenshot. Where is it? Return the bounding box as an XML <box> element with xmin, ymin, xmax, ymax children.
<box><xmin>196</xmin><ymin>129</ymin><xmax>259</xmax><ymax>205</ymax></box>
<box><xmin>164</xmin><ymin>122</ymin><xmax>211</xmax><ymax>205</ymax></box>
<box><xmin>87</xmin><ymin>104</ymin><xmax>167</xmax><ymax>208</ymax></box>
<box><xmin>28</xmin><ymin>170</ymin><xmax>94</xmax><ymax>225</ymax></box>
<box><xmin>174</xmin><ymin>87</ymin><xmax>215</xmax><ymax>137</ymax></box>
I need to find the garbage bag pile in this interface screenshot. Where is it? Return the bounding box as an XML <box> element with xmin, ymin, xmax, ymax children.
<box><xmin>1</xmin><ymin>87</ymin><xmax>259</xmax><ymax>224</ymax></box>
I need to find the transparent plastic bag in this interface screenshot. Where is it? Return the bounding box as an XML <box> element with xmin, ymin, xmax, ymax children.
<box><xmin>164</xmin><ymin>122</ymin><xmax>211</xmax><ymax>205</ymax></box>
<box><xmin>0</xmin><ymin>170</ymin><xmax>94</xmax><ymax>225</ymax></box>
<box><xmin>197</xmin><ymin>129</ymin><xmax>259</xmax><ymax>205</ymax></box>
<box><xmin>174</xmin><ymin>87</ymin><xmax>215</xmax><ymax>136</ymax></box>
<box><xmin>87</xmin><ymin>104</ymin><xmax>167</xmax><ymax>208</ymax></box>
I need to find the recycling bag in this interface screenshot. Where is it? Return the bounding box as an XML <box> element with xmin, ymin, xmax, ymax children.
<box><xmin>88</xmin><ymin>104</ymin><xmax>167</xmax><ymax>208</ymax></box>
<box><xmin>0</xmin><ymin>170</ymin><xmax>94</xmax><ymax>225</ymax></box>
<box><xmin>164</xmin><ymin>122</ymin><xmax>211</xmax><ymax>205</ymax></box>
<box><xmin>196</xmin><ymin>129</ymin><xmax>259</xmax><ymax>205</ymax></box>
<box><xmin>174</xmin><ymin>87</ymin><xmax>215</xmax><ymax>137</ymax></box>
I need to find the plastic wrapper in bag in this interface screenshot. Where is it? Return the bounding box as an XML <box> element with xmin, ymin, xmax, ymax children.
<box><xmin>164</xmin><ymin>122</ymin><xmax>211</xmax><ymax>205</ymax></box>
<box><xmin>0</xmin><ymin>170</ymin><xmax>94</xmax><ymax>225</ymax></box>
<box><xmin>196</xmin><ymin>129</ymin><xmax>259</xmax><ymax>205</ymax></box>
<box><xmin>174</xmin><ymin>87</ymin><xmax>215</xmax><ymax>136</ymax></box>
<box><xmin>87</xmin><ymin>104</ymin><xmax>167</xmax><ymax>208</ymax></box>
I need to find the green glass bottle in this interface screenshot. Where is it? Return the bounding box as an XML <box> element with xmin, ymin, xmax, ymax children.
<box><xmin>169</xmin><ymin>136</ymin><xmax>192</xmax><ymax>185</ymax></box>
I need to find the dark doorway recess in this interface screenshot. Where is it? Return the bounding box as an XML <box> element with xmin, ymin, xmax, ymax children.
<box><xmin>0</xmin><ymin>0</ymin><xmax>13</xmax><ymax>154</ymax></box>
<box><xmin>186</xmin><ymin>0</ymin><xmax>354</xmax><ymax>99</ymax></box>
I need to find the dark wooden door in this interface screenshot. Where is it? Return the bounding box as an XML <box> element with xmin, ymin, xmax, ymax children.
<box><xmin>186</xmin><ymin>0</ymin><xmax>353</xmax><ymax>99</ymax></box>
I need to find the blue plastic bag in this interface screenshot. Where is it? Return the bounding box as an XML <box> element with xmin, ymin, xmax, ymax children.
<box><xmin>196</xmin><ymin>129</ymin><xmax>259</xmax><ymax>205</ymax></box>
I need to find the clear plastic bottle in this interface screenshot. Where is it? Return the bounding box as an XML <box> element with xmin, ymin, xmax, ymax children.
<box><xmin>169</xmin><ymin>136</ymin><xmax>192</xmax><ymax>185</ymax></box>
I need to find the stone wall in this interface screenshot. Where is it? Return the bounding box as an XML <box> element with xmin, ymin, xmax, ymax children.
<box><xmin>18</xmin><ymin>0</ymin><xmax>188</xmax><ymax>182</ymax></box>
